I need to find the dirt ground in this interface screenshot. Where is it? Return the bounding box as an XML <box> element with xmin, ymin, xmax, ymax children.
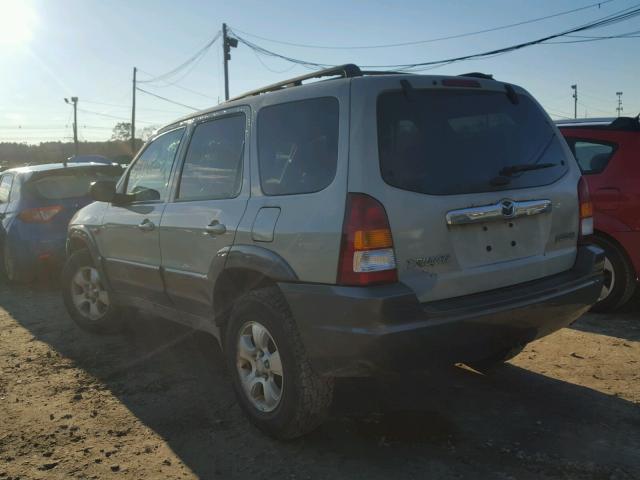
<box><xmin>0</xmin><ymin>282</ymin><xmax>638</xmax><ymax>480</ymax></box>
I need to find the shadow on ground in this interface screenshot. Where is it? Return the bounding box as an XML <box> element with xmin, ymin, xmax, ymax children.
<box><xmin>571</xmin><ymin>295</ymin><xmax>640</xmax><ymax>342</ymax></box>
<box><xmin>2</xmin><ymin>281</ymin><xmax>639</xmax><ymax>479</ymax></box>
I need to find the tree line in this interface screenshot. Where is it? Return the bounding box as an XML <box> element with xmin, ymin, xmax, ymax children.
<box><xmin>0</xmin><ymin>122</ymin><xmax>158</xmax><ymax>169</ymax></box>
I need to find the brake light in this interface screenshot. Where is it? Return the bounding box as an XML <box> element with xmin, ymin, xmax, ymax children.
<box><xmin>442</xmin><ymin>78</ymin><xmax>481</xmax><ymax>88</ymax></box>
<box><xmin>18</xmin><ymin>205</ymin><xmax>63</xmax><ymax>223</ymax></box>
<box><xmin>338</xmin><ymin>193</ymin><xmax>398</xmax><ymax>286</ymax></box>
<box><xmin>578</xmin><ymin>177</ymin><xmax>593</xmax><ymax>240</ymax></box>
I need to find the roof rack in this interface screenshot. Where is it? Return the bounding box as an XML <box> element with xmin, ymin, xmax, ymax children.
<box><xmin>228</xmin><ymin>64</ymin><xmax>363</xmax><ymax>102</ymax></box>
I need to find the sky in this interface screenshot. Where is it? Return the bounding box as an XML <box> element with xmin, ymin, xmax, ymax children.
<box><xmin>0</xmin><ymin>0</ymin><xmax>639</xmax><ymax>144</ymax></box>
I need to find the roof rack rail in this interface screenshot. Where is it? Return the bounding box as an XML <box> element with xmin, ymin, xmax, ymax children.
<box><xmin>459</xmin><ymin>72</ymin><xmax>494</xmax><ymax>80</ymax></box>
<box><xmin>361</xmin><ymin>70</ymin><xmax>410</xmax><ymax>76</ymax></box>
<box><xmin>556</xmin><ymin>116</ymin><xmax>640</xmax><ymax>132</ymax></box>
<box><xmin>228</xmin><ymin>64</ymin><xmax>362</xmax><ymax>102</ymax></box>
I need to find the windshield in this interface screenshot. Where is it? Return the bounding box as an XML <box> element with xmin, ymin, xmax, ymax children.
<box><xmin>377</xmin><ymin>89</ymin><xmax>569</xmax><ymax>195</ymax></box>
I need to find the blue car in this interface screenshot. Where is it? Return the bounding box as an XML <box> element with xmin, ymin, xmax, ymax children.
<box><xmin>0</xmin><ymin>162</ymin><xmax>123</xmax><ymax>282</ymax></box>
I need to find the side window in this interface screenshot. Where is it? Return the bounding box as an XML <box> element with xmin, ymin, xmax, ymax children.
<box><xmin>177</xmin><ymin>114</ymin><xmax>246</xmax><ymax>201</ymax></box>
<box><xmin>0</xmin><ymin>175</ymin><xmax>14</xmax><ymax>203</ymax></box>
<box><xmin>571</xmin><ymin>139</ymin><xmax>615</xmax><ymax>174</ymax></box>
<box><xmin>258</xmin><ymin>97</ymin><xmax>339</xmax><ymax>196</ymax></box>
<box><xmin>126</xmin><ymin>128</ymin><xmax>185</xmax><ymax>201</ymax></box>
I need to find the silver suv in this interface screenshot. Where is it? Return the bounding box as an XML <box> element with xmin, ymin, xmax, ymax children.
<box><xmin>62</xmin><ymin>65</ymin><xmax>604</xmax><ymax>439</ymax></box>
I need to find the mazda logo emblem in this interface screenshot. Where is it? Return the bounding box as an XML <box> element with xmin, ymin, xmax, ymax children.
<box><xmin>501</xmin><ymin>199</ymin><xmax>516</xmax><ymax>218</ymax></box>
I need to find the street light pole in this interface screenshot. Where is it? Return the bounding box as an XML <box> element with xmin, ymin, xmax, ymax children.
<box><xmin>64</xmin><ymin>97</ymin><xmax>79</xmax><ymax>157</ymax></box>
<box><xmin>571</xmin><ymin>84</ymin><xmax>577</xmax><ymax>119</ymax></box>
<box><xmin>616</xmin><ymin>91</ymin><xmax>623</xmax><ymax>117</ymax></box>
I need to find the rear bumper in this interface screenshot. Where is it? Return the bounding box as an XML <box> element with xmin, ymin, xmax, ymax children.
<box><xmin>5</xmin><ymin>228</ymin><xmax>66</xmax><ymax>272</ymax></box>
<box><xmin>280</xmin><ymin>245</ymin><xmax>604</xmax><ymax>376</ymax></box>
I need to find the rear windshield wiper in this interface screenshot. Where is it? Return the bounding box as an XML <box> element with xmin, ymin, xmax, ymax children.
<box><xmin>498</xmin><ymin>162</ymin><xmax>557</xmax><ymax>177</ymax></box>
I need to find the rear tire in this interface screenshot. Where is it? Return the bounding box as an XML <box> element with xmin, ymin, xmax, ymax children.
<box><xmin>224</xmin><ymin>287</ymin><xmax>334</xmax><ymax>440</ymax></box>
<box><xmin>62</xmin><ymin>249</ymin><xmax>124</xmax><ymax>334</ymax></box>
<box><xmin>591</xmin><ymin>236</ymin><xmax>636</xmax><ymax>313</ymax></box>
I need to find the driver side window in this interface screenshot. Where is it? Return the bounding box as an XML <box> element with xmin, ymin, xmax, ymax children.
<box><xmin>126</xmin><ymin>128</ymin><xmax>185</xmax><ymax>201</ymax></box>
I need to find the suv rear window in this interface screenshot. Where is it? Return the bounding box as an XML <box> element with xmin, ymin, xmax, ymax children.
<box><xmin>377</xmin><ymin>89</ymin><xmax>568</xmax><ymax>195</ymax></box>
<box><xmin>258</xmin><ymin>97</ymin><xmax>339</xmax><ymax>196</ymax></box>
<box><xmin>29</xmin><ymin>167</ymin><xmax>122</xmax><ymax>200</ymax></box>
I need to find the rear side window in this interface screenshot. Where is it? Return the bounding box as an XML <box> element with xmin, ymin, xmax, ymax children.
<box><xmin>0</xmin><ymin>174</ymin><xmax>14</xmax><ymax>203</ymax></box>
<box><xmin>30</xmin><ymin>167</ymin><xmax>122</xmax><ymax>200</ymax></box>
<box><xmin>568</xmin><ymin>139</ymin><xmax>615</xmax><ymax>174</ymax></box>
<box><xmin>377</xmin><ymin>89</ymin><xmax>568</xmax><ymax>195</ymax></box>
<box><xmin>258</xmin><ymin>97</ymin><xmax>339</xmax><ymax>196</ymax></box>
<box><xmin>126</xmin><ymin>127</ymin><xmax>184</xmax><ymax>201</ymax></box>
<box><xmin>177</xmin><ymin>114</ymin><xmax>246</xmax><ymax>201</ymax></box>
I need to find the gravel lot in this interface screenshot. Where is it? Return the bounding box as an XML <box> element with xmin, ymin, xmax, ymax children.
<box><xmin>0</xmin><ymin>282</ymin><xmax>638</xmax><ymax>480</ymax></box>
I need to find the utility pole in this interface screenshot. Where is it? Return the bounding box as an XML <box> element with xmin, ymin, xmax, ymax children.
<box><xmin>616</xmin><ymin>91</ymin><xmax>623</xmax><ymax>117</ymax></box>
<box><xmin>222</xmin><ymin>23</ymin><xmax>238</xmax><ymax>101</ymax></box>
<box><xmin>64</xmin><ymin>96</ymin><xmax>79</xmax><ymax>157</ymax></box>
<box><xmin>571</xmin><ymin>84</ymin><xmax>578</xmax><ymax>119</ymax></box>
<box><xmin>131</xmin><ymin>66</ymin><xmax>137</xmax><ymax>155</ymax></box>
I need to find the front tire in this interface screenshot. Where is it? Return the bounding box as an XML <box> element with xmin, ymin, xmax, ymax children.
<box><xmin>224</xmin><ymin>287</ymin><xmax>334</xmax><ymax>440</ymax></box>
<box><xmin>591</xmin><ymin>236</ymin><xmax>636</xmax><ymax>313</ymax></box>
<box><xmin>62</xmin><ymin>249</ymin><xmax>124</xmax><ymax>334</ymax></box>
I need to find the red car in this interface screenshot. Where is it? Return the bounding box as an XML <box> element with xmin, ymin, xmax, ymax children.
<box><xmin>557</xmin><ymin>116</ymin><xmax>640</xmax><ymax>312</ymax></box>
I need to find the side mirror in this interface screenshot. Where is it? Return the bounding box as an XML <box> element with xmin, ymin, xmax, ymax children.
<box><xmin>90</xmin><ymin>180</ymin><xmax>117</xmax><ymax>203</ymax></box>
<box><xmin>132</xmin><ymin>187</ymin><xmax>160</xmax><ymax>202</ymax></box>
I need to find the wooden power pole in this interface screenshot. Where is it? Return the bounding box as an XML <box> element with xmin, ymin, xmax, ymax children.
<box><xmin>131</xmin><ymin>66</ymin><xmax>137</xmax><ymax>155</ymax></box>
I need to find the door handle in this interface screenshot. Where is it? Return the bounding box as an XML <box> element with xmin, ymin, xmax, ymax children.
<box><xmin>137</xmin><ymin>219</ymin><xmax>155</xmax><ymax>232</ymax></box>
<box><xmin>204</xmin><ymin>221</ymin><xmax>227</xmax><ymax>236</ymax></box>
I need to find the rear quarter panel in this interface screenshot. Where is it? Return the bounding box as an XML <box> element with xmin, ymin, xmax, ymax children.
<box><xmin>234</xmin><ymin>79</ymin><xmax>351</xmax><ymax>284</ymax></box>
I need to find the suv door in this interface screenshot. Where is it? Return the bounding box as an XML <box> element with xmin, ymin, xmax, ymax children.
<box><xmin>159</xmin><ymin>109</ymin><xmax>249</xmax><ymax>316</ymax></box>
<box><xmin>98</xmin><ymin>127</ymin><xmax>185</xmax><ymax>302</ymax></box>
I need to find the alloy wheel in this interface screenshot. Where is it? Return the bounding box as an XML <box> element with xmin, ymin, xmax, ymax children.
<box><xmin>70</xmin><ymin>266</ymin><xmax>109</xmax><ymax>321</ymax></box>
<box><xmin>598</xmin><ymin>257</ymin><xmax>616</xmax><ymax>302</ymax></box>
<box><xmin>236</xmin><ymin>321</ymin><xmax>284</xmax><ymax>413</ymax></box>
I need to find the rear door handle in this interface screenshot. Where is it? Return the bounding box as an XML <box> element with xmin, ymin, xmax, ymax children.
<box><xmin>137</xmin><ymin>219</ymin><xmax>155</xmax><ymax>231</ymax></box>
<box><xmin>204</xmin><ymin>221</ymin><xmax>227</xmax><ymax>236</ymax></box>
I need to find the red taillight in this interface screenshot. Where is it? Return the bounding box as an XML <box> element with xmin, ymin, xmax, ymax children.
<box><xmin>441</xmin><ymin>78</ymin><xmax>481</xmax><ymax>88</ymax></box>
<box><xmin>578</xmin><ymin>177</ymin><xmax>594</xmax><ymax>240</ymax></box>
<box><xmin>337</xmin><ymin>193</ymin><xmax>398</xmax><ymax>286</ymax></box>
<box><xmin>18</xmin><ymin>205</ymin><xmax>63</xmax><ymax>223</ymax></box>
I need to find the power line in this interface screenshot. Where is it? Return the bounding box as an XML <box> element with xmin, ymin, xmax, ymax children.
<box><xmin>138</xmin><ymin>32</ymin><xmax>221</xmax><ymax>84</ymax></box>
<box><xmin>82</xmin><ymin>99</ymin><xmax>185</xmax><ymax>114</ymax></box>
<box><xmin>231</xmin><ymin>4</ymin><xmax>640</xmax><ymax>71</ymax></box>
<box><xmin>137</xmin><ymin>69</ymin><xmax>218</xmax><ymax>100</ymax></box>
<box><xmin>577</xmin><ymin>100</ymin><xmax>612</xmax><ymax>115</ymax></box>
<box><xmin>546</xmin><ymin>28</ymin><xmax>640</xmax><ymax>43</ymax></box>
<box><xmin>230</xmin><ymin>0</ymin><xmax>615</xmax><ymax>50</ymax></box>
<box><xmin>0</xmin><ymin>125</ymin><xmax>113</xmax><ymax>130</ymax></box>
<box><xmin>135</xmin><ymin>87</ymin><xmax>200</xmax><ymax>111</ymax></box>
<box><xmin>78</xmin><ymin>108</ymin><xmax>157</xmax><ymax>124</ymax></box>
